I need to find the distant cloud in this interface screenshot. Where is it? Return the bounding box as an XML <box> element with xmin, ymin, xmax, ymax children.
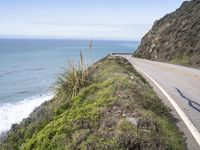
<box><xmin>28</xmin><ymin>21</ymin><xmax>152</xmax><ymax>32</ymax></box>
<box><xmin>0</xmin><ymin>21</ymin><xmax>150</xmax><ymax>40</ymax></box>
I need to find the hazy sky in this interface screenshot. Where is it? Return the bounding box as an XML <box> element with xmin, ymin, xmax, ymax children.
<box><xmin>0</xmin><ymin>0</ymin><xmax>186</xmax><ymax>40</ymax></box>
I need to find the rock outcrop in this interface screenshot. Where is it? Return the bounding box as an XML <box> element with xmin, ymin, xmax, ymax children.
<box><xmin>134</xmin><ymin>0</ymin><xmax>200</xmax><ymax>68</ymax></box>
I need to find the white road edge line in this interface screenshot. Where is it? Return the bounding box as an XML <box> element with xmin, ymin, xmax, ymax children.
<box><xmin>127</xmin><ymin>58</ymin><xmax>200</xmax><ymax>146</ymax></box>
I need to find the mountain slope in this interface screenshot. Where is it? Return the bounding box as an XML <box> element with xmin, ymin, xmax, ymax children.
<box><xmin>134</xmin><ymin>0</ymin><xmax>200</xmax><ymax>68</ymax></box>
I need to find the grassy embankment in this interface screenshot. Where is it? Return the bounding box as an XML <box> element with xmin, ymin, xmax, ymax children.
<box><xmin>0</xmin><ymin>55</ymin><xmax>185</xmax><ymax>150</ymax></box>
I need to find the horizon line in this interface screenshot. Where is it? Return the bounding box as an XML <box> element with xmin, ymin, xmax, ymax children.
<box><xmin>0</xmin><ymin>35</ymin><xmax>141</xmax><ymax>42</ymax></box>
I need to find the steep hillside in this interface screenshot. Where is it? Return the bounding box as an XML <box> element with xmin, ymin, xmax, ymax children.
<box><xmin>134</xmin><ymin>0</ymin><xmax>200</xmax><ymax>68</ymax></box>
<box><xmin>0</xmin><ymin>56</ymin><xmax>185</xmax><ymax>150</ymax></box>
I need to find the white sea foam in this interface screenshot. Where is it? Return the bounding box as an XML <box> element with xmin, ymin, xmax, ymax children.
<box><xmin>0</xmin><ymin>93</ymin><xmax>54</xmax><ymax>134</ymax></box>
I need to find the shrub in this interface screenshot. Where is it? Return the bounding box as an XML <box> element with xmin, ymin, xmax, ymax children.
<box><xmin>55</xmin><ymin>51</ymin><xmax>90</xmax><ymax>99</ymax></box>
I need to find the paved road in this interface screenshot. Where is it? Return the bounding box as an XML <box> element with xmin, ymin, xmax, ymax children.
<box><xmin>119</xmin><ymin>54</ymin><xmax>200</xmax><ymax>149</ymax></box>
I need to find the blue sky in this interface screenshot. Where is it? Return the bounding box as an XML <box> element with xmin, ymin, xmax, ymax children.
<box><xmin>0</xmin><ymin>0</ymin><xmax>185</xmax><ymax>40</ymax></box>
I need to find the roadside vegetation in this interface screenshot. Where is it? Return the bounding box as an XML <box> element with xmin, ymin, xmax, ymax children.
<box><xmin>55</xmin><ymin>51</ymin><xmax>90</xmax><ymax>100</ymax></box>
<box><xmin>170</xmin><ymin>54</ymin><xmax>192</xmax><ymax>66</ymax></box>
<box><xmin>0</xmin><ymin>55</ymin><xmax>185</xmax><ymax>150</ymax></box>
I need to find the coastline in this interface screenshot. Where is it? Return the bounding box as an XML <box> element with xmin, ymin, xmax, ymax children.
<box><xmin>0</xmin><ymin>93</ymin><xmax>54</xmax><ymax>134</ymax></box>
<box><xmin>0</xmin><ymin>39</ymin><xmax>139</xmax><ymax>137</ymax></box>
<box><xmin>0</xmin><ymin>56</ymin><xmax>185</xmax><ymax>149</ymax></box>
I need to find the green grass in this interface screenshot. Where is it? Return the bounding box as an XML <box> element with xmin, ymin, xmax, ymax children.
<box><xmin>0</xmin><ymin>56</ymin><xmax>185</xmax><ymax>150</ymax></box>
<box><xmin>170</xmin><ymin>54</ymin><xmax>191</xmax><ymax>66</ymax></box>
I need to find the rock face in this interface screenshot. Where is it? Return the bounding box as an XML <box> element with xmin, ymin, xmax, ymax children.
<box><xmin>134</xmin><ymin>0</ymin><xmax>200</xmax><ymax>68</ymax></box>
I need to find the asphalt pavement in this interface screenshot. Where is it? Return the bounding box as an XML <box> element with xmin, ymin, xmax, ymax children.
<box><xmin>119</xmin><ymin>54</ymin><xmax>200</xmax><ymax>150</ymax></box>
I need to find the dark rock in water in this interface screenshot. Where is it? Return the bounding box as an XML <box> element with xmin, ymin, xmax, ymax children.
<box><xmin>134</xmin><ymin>0</ymin><xmax>200</xmax><ymax>68</ymax></box>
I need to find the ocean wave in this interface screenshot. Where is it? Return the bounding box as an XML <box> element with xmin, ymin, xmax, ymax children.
<box><xmin>1</xmin><ymin>70</ymin><xmax>21</xmax><ymax>76</ymax></box>
<box><xmin>0</xmin><ymin>93</ymin><xmax>54</xmax><ymax>134</ymax></box>
<box><xmin>26</xmin><ymin>68</ymin><xmax>45</xmax><ymax>71</ymax></box>
<box><xmin>0</xmin><ymin>68</ymin><xmax>45</xmax><ymax>77</ymax></box>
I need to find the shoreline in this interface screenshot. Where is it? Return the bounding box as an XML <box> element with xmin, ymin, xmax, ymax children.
<box><xmin>0</xmin><ymin>56</ymin><xmax>185</xmax><ymax>149</ymax></box>
<box><xmin>0</xmin><ymin>93</ymin><xmax>54</xmax><ymax>134</ymax></box>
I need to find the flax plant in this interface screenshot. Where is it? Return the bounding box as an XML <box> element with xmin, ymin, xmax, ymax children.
<box><xmin>56</xmin><ymin>50</ymin><xmax>90</xmax><ymax>99</ymax></box>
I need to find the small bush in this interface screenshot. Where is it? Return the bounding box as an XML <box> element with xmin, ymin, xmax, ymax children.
<box><xmin>55</xmin><ymin>51</ymin><xmax>90</xmax><ymax>99</ymax></box>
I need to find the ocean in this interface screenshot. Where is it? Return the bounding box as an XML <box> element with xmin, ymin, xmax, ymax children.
<box><xmin>0</xmin><ymin>39</ymin><xmax>139</xmax><ymax>133</ymax></box>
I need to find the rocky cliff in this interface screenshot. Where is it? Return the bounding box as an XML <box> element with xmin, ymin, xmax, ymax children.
<box><xmin>134</xmin><ymin>0</ymin><xmax>200</xmax><ymax>68</ymax></box>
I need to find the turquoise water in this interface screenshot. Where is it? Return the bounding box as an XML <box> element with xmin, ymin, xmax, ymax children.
<box><xmin>0</xmin><ymin>39</ymin><xmax>139</xmax><ymax>133</ymax></box>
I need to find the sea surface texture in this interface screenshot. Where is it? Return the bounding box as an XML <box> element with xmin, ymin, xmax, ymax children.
<box><xmin>0</xmin><ymin>39</ymin><xmax>139</xmax><ymax>133</ymax></box>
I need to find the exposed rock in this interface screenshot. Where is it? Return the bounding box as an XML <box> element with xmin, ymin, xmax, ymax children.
<box><xmin>134</xmin><ymin>0</ymin><xmax>200</xmax><ymax>68</ymax></box>
<box><xmin>126</xmin><ymin>117</ymin><xmax>139</xmax><ymax>126</ymax></box>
